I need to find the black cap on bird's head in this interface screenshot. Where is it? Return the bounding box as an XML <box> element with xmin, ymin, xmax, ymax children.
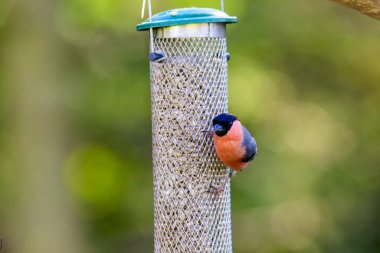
<box><xmin>212</xmin><ymin>113</ymin><xmax>238</xmax><ymax>137</ymax></box>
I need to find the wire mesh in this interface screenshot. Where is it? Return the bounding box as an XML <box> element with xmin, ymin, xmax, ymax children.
<box><xmin>150</xmin><ymin>37</ymin><xmax>232</xmax><ymax>253</ymax></box>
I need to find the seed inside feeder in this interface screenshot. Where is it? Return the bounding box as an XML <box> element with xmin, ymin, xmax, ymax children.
<box><xmin>150</xmin><ymin>37</ymin><xmax>231</xmax><ymax>252</ymax></box>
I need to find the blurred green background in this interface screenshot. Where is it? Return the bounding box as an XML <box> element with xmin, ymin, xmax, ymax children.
<box><xmin>0</xmin><ymin>0</ymin><xmax>379</xmax><ymax>252</ymax></box>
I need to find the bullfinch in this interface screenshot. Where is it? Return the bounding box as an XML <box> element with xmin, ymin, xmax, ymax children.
<box><xmin>208</xmin><ymin>113</ymin><xmax>257</xmax><ymax>193</ymax></box>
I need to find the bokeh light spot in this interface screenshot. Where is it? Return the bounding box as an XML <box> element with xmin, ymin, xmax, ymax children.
<box><xmin>64</xmin><ymin>143</ymin><xmax>125</xmax><ymax>206</ymax></box>
<box><xmin>271</xmin><ymin>200</ymin><xmax>320</xmax><ymax>250</ymax></box>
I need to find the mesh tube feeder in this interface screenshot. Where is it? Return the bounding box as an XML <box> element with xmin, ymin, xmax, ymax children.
<box><xmin>137</xmin><ymin>4</ymin><xmax>237</xmax><ymax>252</ymax></box>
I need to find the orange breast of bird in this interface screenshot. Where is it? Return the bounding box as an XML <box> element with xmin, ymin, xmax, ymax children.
<box><xmin>213</xmin><ymin>120</ymin><xmax>248</xmax><ymax>171</ymax></box>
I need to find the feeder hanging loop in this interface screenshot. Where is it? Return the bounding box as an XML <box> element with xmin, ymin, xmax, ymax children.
<box><xmin>147</xmin><ymin>0</ymin><xmax>154</xmax><ymax>52</ymax></box>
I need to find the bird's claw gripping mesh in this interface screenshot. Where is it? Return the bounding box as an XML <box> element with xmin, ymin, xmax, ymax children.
<box><xmin>150</xmin><ymin>37</ymin><xmax>232</xmax><ymax>253</ymax></box>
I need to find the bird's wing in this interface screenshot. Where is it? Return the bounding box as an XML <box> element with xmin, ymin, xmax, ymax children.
<box><xmin>241</xmin><ymin>126</ymin><xmax>257</xmax><ymax>162</ymax></box>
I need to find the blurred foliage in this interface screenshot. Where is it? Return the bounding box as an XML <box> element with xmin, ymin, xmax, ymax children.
<box><xmin>1</xmin><ymin>0</ymin><xmax>380</xmax><ymax>252</ymax></box>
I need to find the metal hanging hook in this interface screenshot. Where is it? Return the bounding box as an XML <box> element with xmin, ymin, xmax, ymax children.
<box><xmin>141</xmin><ymin>0</ymin><xmax>146</xmax><ymax>18</ymax></box>
<box><xmin>141</xmin><ymin>0</ymin><xmax>154</xmax><ymax>52</ymax></box>
<box><xmin>147</xmin><ymin>0</ymin><xmax>154</xmax><ymax>52</ymax></box>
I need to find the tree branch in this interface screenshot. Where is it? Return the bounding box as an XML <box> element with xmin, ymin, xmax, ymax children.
<box><xmin>331</xmin><ymin>0</ymin><xmax>380</xmax><ymax>20</ymax></box>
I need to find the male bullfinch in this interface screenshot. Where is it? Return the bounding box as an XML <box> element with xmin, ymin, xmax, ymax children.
<box><xmin>208</xmin><ymin>113</ymin><xmax>257</xmax><ymax>193</ymax></box>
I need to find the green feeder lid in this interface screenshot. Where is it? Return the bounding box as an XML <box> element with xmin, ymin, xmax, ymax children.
<box><xmin>136</xmin><ymin>7</ymin><xmax>237</xmax><ymax>31</ymax></box>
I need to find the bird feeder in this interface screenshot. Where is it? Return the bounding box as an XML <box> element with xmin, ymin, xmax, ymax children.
<box><xmin>137</xmin><ymin>2</ymin><xmax>237</xmax><ymax>252</ymax></box>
